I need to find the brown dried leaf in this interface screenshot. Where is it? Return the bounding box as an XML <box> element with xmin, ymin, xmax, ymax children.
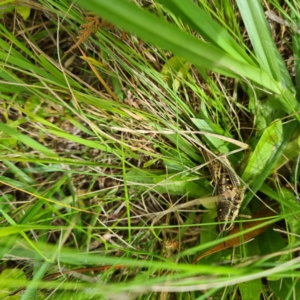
<box><xmin>193</xmin><ymin>205</ymin><xmax>279</xmax><ymax>263</ymax></box>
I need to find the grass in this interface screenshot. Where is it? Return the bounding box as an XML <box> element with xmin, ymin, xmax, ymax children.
<box><xmin>0</xmin><ymin>0</ymin><xmax>300</xmax><ymax>299</ymax></box>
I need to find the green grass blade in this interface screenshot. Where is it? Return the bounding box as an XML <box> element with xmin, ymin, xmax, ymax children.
<box><xmin>236</xmin><ymin>0</ymin><xmax>293</xmax><ymax>91</ymax></box>
<box><xmin>20</xmin><ymin>261</ymin><xmax>51</xmax><ymax>300</ymax></box>
<box><xmin>291</xmin><ymin>8</ymin><xmax>300</xmax><ymax>101</ymax></box>
<box><xmin>0</xmin><ymin>121</ymin><xmax>57</xmax><ymax>157</ymax></box>
<box><xmin>73</xmin><ymin>0</ymin><xmax>282</xmax><ymax>93</ymax></box>
<box><xmin>2</xmin><ymin>160</ymin><xmax>36</xmax><ymax>185</ymax></box>
<box><xmin>242</xmin><ymin>120</ymin><xmax>298</xmax><ymax>208</ymax></box>
<box><xmin>242</xmin><ymin>120</ymin><xmax>283</xmax><ymax>184</ymax></box>
<box><xmin>157</xmin><ymin>0</ymin><xmax>253</xmax><ymax>64</ymax></box>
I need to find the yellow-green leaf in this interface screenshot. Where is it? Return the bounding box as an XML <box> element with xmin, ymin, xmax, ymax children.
<box><xmin>242</xmin><ymin>120</ymin><xmax>282</xmax><ymax>183</ymax></box>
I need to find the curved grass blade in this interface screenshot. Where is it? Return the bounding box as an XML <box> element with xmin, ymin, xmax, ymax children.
<box><xmin>236</xmin><ymin>0</ymin><xmax>293</xmax><ymax>89</ymax></box>
<box><xmin>242</xmin><ymin>120</ymin><xmax>283</xmax><ymax>184</ymax></box>
<box><xmin>0</xmin><ymin>121</ymin><xmax>57</xmax><ymax>157</ymax></box>
<box><xmin>157</xmin><ymin>0</ymin><xmax>254</xmax><ymax>65</ymax></box>
<box><xmin>237</xmin><ymin>0</ymin><xmax>298</xmax><ymax>114</ymax></box>
<box><xmin>73</xmin><ymin>0</ymin><xmax>282</xmax><ymax>93</ymax></box>
<box><xmin>242</xmin><ymin>120</ymin><xmax>298</xmax><ymax>208</ymax></box>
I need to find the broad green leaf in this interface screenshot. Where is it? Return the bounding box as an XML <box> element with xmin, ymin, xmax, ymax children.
<box><xmin>239</xmin><ymin>229</ymin><xmax>262</xmax><ymax>300</ymax></box>
<box><xmin>16</xmin><ymin>6</ymin><xmax>31</xmax><ymax>20</ymax></box>
<box><xmin>0</xmin><ymin>121</ymin><xmax>57</xmax><ymax>157</ymax></box>
<box><xmin>0</xmin><ymin>3</ymin><xmax>30</xmax><ymax>20</ymax></box>
<box><xmin>243</xmin><ymin>120</ymin><xmax>298</xmax><ymax>209</ymax></box>
<box><xmin>157</xmin><ymin>0</ymin><xmax>253</xmax><ymax>65</ymax></box>
<box><xmin>239</xmin><ymin>279</ymin><xmax>262</xmax><ymax>300</ymax></box>
<box><xmin>278</xmin><ymin>188</ymin><xmax>300</xmax><ymax>245</ymax></box>
<box><xmin>200</xmin><ymin>210</ymin><xmax>218</xmax><ymax>249</ymax></box>
<box><xmin>153</xmin><ymin>174</ymin><xmax>205</xmax><ymax>198</ymax></box>
<box><xmin>73</xmin><ymin>0</ymin><xmax>283</xmax><ymax>94</ymax></box>
<box><xmin>126</xmin><ymin>169</ymin><xmax>209</xmax><ymax>198</ymax></box>
<box><xmin>236</xmin><ymin>1</ymin><xmax>279</xmax><ymax>78</ymax></box>
<box><xmin>272</xmin><ymin>132</ymin><xmax>300</xmax><ymax>171</ymax></box>
<box><xmin>258</xmin><ymin>229</ymin><xmax>286</xmax><ymax>257</ymax></box>
<box><xmin>236</xmin><ymin>0</ymin><xmax>293</xmax><ymax>90</ymax></box>
<box><xmin>242</xmin><ymin>120</ymin><xmax>282</xmax><ymax>184</ymax></box>
<box><xmin>192</xmin><ymin>118</ymin><xmax>229</xmax><ymax>153</ymax></box>
<box><xmin>250</xmin><ymin>95</ymin><xmax>285</xmax><ymax>130</ymax></box>
<box><xmin>269</xmin><ymin>278</ymin><xmax>300</xmax><ymax>299</ymax></box>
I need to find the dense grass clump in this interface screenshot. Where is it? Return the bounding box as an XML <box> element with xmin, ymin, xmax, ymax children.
<box><xmin>0</xmin><ymin>0</ymin><xmax>300</xmax><ymax>299</ymax></box>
